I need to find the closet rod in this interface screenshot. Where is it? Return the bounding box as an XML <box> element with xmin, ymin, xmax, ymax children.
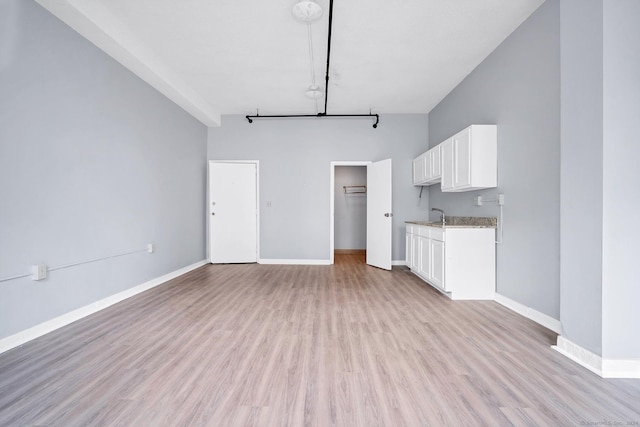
<box><xmin>343</xmin><ymin>185</ymin><xmax>366</xmax><ymax>194</ymax></box>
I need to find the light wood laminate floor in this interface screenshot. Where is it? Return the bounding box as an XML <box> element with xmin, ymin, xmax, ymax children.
<box><xmin>1</xmin><ymin>254</ymin><xmax>639</xmax><ymax>426</ymax></box>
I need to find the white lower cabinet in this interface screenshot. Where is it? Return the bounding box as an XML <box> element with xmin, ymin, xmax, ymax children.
<box><xmin>405</xmin><ymin>230</ymin><xmax>411</xmax><ymax>267</ymax></box>
<box><xmin>411</xmin><ymin>233</ymin><xmax>420</xmax><ymax>271</ymax></box>
<box><xmin>418</xmin><ymin>235</ymin><xmax>430</xmax><ymax>279</ymax></box>
<box><xmin>405</xmin><ymin>224</ymin><xmax>495</xmax><ymax>300</ymax></box>
<box><xmin>429</xmin><ymin>238</ymin><xmax>445</xmax><ymax>289</ymax></box>
<box><xmin>406</xmin><ymin>225</ymin><xmax>420</xmax><ymax>271</ymax></box>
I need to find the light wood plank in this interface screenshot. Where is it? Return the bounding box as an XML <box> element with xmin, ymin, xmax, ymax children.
<box><xmin>1</xmin><ymin>255</ymin><xmax>639</xmax><ymax>426</ymax></box>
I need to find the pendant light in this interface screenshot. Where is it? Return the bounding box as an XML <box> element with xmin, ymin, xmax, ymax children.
<box><xmin>292</xmin><ymin>0</ymin><xmax>324</xmax><ymax>109</ymax></box>
<box><xmin>291</xmin><ymin>0</ymin><xmax>323</xmax><ymax>23</ymax></box>
<box><xmin>245</xmin><ymin>0</ymin><xmax>380</xmax><ymax>128</ymax></box>
<box><xmin>305</xmin><ymin>85</ymin><xmax>323</xmax><ymax>99</ymax></box>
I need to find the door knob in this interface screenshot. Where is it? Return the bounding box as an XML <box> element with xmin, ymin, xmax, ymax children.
<box><xmin>384</xmin><ymin>213</ymin><xmax>393</xmax><ymax>217</ymax></box>
<box><xmin>211</xmin><ymin>212</ymin><xmax>215</xmax><ymax>216</ymax></box>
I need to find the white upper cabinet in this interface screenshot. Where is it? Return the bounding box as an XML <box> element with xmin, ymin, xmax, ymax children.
<box><xmin>412</xmin><ymin>145</ymin><xmax>442</xmax><ymax>186</ymax></box>
<box><xmin>412</xmin><ymin>153</ymin><xmax>427</xmax><ymax>184</ymax></box>
<box><xmin>429</xmin><ymin>145</ymin><xmax>441</xmax><ymax>181</ymax></box>
<box><xmin>441</xmin><ymin>125</ymin><xmax>497</xmax><ymax>192</ymax></box>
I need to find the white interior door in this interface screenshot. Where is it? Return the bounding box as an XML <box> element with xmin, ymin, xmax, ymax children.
<box><xmin>209</xmin><ymin>161</ymin><xmax>257</xmax><ymax>263</ymax></box>
<box><xmin>366</xmin><ymin>159</ymin><xmax>392</xmax><ymax>270</ymax></box>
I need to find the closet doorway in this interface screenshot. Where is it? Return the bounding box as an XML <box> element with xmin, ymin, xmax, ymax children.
<box><xmin>333</xmin><ymin>164</ymin><xmax>368</xmax><ymax>263</ymax></box>
<box><xmin>330</xmin><ymin>160</ymin><xmax>393</xmax><ymax>268</ymax></box>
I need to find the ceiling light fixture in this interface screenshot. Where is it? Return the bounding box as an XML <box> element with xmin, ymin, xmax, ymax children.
<box><xmin>291</xmin><ymin>0</ymin><xmax>323</xmax><ymax>23</ymax></box>
<box><xmin>305</xmin><ymin>85</ymin><xmax>323</xmax><ymax>99</ymax></box>
<box><xmin>247</xmin><ymin>0</ymin><xmax>380</xmax><ymax>128</ymax></box>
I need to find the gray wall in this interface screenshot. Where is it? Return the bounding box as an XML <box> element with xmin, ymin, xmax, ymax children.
<box><xmin>334</xmin><ymin>166</ymin><xmax>367</xmax><ymax>250</ymax></box>
<box><xmin>559</xmin><ymin>0</ymin><xmax>603</xmax><ymax>355</ymax></box>
<box><xmin>601</xmin><ymin>0</ymin><xmax>640</xmax><ymax>359</ymax></box>
<box><xmin>208</xmin><ymin>114</ymin><xmax>430</xmax><ymax>261</ymax></box>
<box><xmin>427</xmin><ymin>1</ymin><xmax>560</xmax><ymax>319</ymax></box>
<box><xmin>0</xmin><ymin>0</ymin><xmax>207</xmax><ymax>340</ymax></box>
<box><xmin>560</xmin><ymin>0</ymin><xmax>640</xmax><ymax>359</ymax></box>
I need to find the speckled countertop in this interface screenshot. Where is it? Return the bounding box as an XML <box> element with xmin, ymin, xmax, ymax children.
<box><xmin>405</xmin><ymin>216</ymin><xmax>497</xmax><ymax>229</ymax></box>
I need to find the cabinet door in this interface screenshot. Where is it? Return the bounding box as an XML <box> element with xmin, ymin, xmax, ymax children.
<box><xmin>429</xmin><ymin>239</ymin><xmax>445</xmax><ymax>289</ymax></box>
<box><xmin>412</xmin><ymin>157</ymin><xmax>421</xmax><ymax>184</ymax></box>
<box><xmin>453</xmin><ymin>128</ymin><xmax>471</xmax><ymax>188</ymax></box>
<box><xmin>421</xmin><ymin>154</ymin><xmax>429</xmax><ymax>181</ymax></box>
<box><xmin>405</xmin><ymin>232</ymin><xmax>411</xmax><ymax>267</ymax></box>
<box><xmin>418</xmin><ymin>236</ymin><xmax>430</xmax><ymax>279</ymax></box>
<box><xmin>411</xmin><ymin>233</ymin><xmax>420</xmax><ymax>271</ymax></box>
<box><xmin>413</xmin><ymin>155</ymin><xmax>426</xmax><ymax>185</ymax></box>
<box><xmin>430</xmin><ymin>145</ymin><xmax>441</xmax><ymax>179</ymax></box>
<box><xmin>424</xmin><ymin>152</ymin><xmax>433</xmax><ymax>181</ymax></box>
<box><xmin>441</xmin><ymin>139</ymin><xmax>454</xmax><ymax>190</ymax></box>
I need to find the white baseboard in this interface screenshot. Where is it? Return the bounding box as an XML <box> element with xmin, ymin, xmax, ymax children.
<box><xmin>0</xmin><ymin>260</ymin><xmax>208</xmax><ymax>355</ymax></box>
<box><xmin>258</xmin><ymin>259</ymin><xmax>405</xmax><ymax>266</ymax></box>
<box><xmin>553</xmin><ymin>336</ymin><xmax>603</xmax><ymax>376</ymax></box>
<box><xmin>553</xmin><ymin>336</ymin><xmax>640</xmax><ymax>378</ymax></box>
<box><xmin>258</xmin><ymin>259</ymin><xmax>331</xmax><ymax>265</ymax></box>
<box><xmin>602</xmin><ymin>358</ymin><xmax>640</xmax><ymax>378</ymax></box>
<box><xmin>494</xmin><ymin>293</ymin><xmax>562</xmax><ymax>334</ymax></box>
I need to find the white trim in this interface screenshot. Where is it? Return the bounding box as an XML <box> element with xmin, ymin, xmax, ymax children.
<box><xmin>255</xmin><ymin>259</ymin><xmax>404</xmax><ymax>266</ymax></box>
<box><xmin>0</xmin><ymin>260</ymin><xmax>208</xmax><ymax>355</ymax></box>
<box><xmin>602</xmin><ymin>358</ymin><xmax>640</xmax><ymax>378</ymax></box>
<box><xmin>553</xmin><ymin>336</ymin><xmax>640</xmax><ymax>379</ymax></box>
<box><xmin>258</xmin><ymin>259</ymin><xmax>331</xmax><ymax>265</ymax></box>
<box><xmin>552</xmin><ymin>336</ymin><xmax>603</xmax><ymax>376</ymax></box>
<box><xmin>494</xmin><ymin>293</ymin><xmax>562</xmax><ymax>334</ymax></box>
<box><xmin>329</xmin><ymin>161</ymin><xmax>372</xmax><ymax>265</ymax></box>
<box><xmin>392</xmin><ymin>260</ymin><xmax>407</xmax><ymax>266</ymax></box>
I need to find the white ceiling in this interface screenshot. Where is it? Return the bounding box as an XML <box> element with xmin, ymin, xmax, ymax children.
<box><xmin>36</xmin><ymin>0</ymin><xmax>545</xmax><ymax>127</ymax></box>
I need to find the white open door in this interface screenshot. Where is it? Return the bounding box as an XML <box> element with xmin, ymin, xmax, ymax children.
<box><xmin>366</xmin><ymin>159</ymin><xmax>392</xmax><ymax>270</ymax></box>
<box><xmin>209</xmin><ymin>161</ymin><xmax>257</xmax><ymax>263</ymax></box>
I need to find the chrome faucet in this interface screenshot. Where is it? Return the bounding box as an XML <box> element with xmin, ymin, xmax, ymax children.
<box><xmin>431</xmin><ymin>208</ymin><xmax>446</xmax><ymax>225</ymax></box>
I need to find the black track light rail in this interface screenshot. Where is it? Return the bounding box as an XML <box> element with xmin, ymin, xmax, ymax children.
<box><xmin>245</xmin><ymin>112</ymin><xmax>379</xmax><ymax>128</ymax></box>
<box><xmin>323</xmin><ymin>0</ymin><xmax>334</xmax><ymax>115</ymax></box>
<box><xmin>246</xmin><ymin>0</ymin><xmax>379</xmax><ymax>129</ymax></box>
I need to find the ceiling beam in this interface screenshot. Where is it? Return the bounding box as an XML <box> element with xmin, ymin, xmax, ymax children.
<box><xmin>35</xmin><ymin>0</ymin><xmax>221</xmax><ymax>127</ymax></box>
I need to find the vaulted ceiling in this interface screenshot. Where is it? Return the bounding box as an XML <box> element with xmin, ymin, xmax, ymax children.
<box><xmin>36</xmin><ymin>0</ymin><xmax>545</xmax><ymax>126</ymax></box>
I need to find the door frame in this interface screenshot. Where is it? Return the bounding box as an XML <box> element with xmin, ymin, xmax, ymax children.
<box><xmin>329</xmin><ymin>161</ymin><xmax>371</xmax><ymax>265</ymax></box>
<box><xmin>207</xmin><ymin>160</ymin><xmax>260</xmax><ymax>263</ymax></box>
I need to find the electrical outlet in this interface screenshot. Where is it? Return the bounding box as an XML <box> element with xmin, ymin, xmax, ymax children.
<box><xmin>497</xmin><ymin>194</ymin><xmax>505</xmax><ymax>205</ymax></box>
<box><xmin>147</xmin><ymin>243</ymin><xmax>154</xmax><ymax>254</ymax></box>
<box><xmin>474</xmin><ymin>195</ymin><xmax>483</xmax><ymax>206</ymax></box>
<box><xmin>31</xmin><ymin>264</ymin><xmax>47</xmax><ymax>281</ymax></box>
